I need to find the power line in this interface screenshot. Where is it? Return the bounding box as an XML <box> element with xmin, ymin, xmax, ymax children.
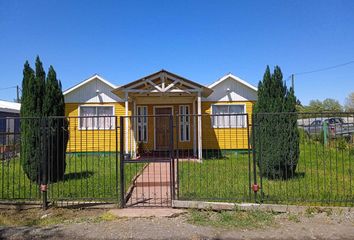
<box><xmin>294</xmin><ymin>59</ymin><xmax>354</xmax><ymax>76</ymax></box>
<box><xmin>0</xmin><ymin>86</ymin><xmax>17</xmax><ymax>91</ymax></box>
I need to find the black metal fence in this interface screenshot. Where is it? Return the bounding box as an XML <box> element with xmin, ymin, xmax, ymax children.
<box><xmin>0</xmin><ymin>116</ymin><xmax>121</xmax><ymax>207</ymax></box>
<box><xmin>0</xmin><ymin>112</ymin><xmax>353</xmax><ymax>208</ymax></box>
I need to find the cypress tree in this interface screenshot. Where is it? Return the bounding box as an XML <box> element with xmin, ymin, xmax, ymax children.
<box><xmin>20</xmin><ymin>61</ymin><xmax>42</xmax><ymax>183</ymax></box>
<box><xmin>43</xmin><ymin>66</ymin><xmax>68</xmax><ymax>182</ymax></box>
<box><xmin>21</xmin><ymin>57</ymin><xmax>68</xmax><ymax>184</ymax></box>
<box><xmin>34</xmin><ymin>56</ymin><xmax>46</xmax><ymax>116</ymax></box>
<box><xmin>253</xmin><ymin>66</ymin><xmax>299</xmax><ymax>179</ymax></box>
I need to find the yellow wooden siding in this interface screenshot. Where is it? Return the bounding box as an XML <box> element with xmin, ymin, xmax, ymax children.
<box><xmin>201</xmin><ymin>101</ymin><xmax>254</xmax><ymax>150</ymax></box>
<box><xmin>65</xmin><ymin>100</ymin><xmax>254</xmax><ymax>152</ymax></box>
<box><xmin>65</xmin><ymin>102</ymin><xmax>130</xmax><ymax>152</ymax></box>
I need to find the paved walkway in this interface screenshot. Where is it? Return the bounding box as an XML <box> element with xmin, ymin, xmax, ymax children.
<box><xmin>126</xmin><ymin>162</ymin><xmax>175</xmax><ymax>207</ymax></box>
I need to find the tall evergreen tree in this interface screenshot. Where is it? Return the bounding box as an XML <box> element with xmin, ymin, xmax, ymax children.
<box><xmin>43</xmin><ymin>66</ymin><xmax>68</xmax><ymax>182</ymax></box>
<box><xmin>21</xmin><ymin>57</ymin><xmax>68</xmax><ymax>183</ymax></box>
<box><xmin>35</xmin><ymin>56</ymin><xmax>46</xmax><ymax>116</ymax></box>
<box><xmin>253</xmin><ymin>66</ymin><xmax>299</xmax><ymax>179</ymax></box>
<box><xmin>20</xmin><ymin>61</ymin><xmax>42</xmax><ymax>182</ymax></box>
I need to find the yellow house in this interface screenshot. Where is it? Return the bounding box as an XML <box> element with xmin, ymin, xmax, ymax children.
<box><xmin>63</xmin><ymin>70</ymin><xmax>257</xmax><ymax>159</ymax></box>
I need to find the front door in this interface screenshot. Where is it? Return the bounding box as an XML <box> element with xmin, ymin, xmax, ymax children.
<box><xmin>155</xmin><ymin>107</ymin><xmax>172</xmax><ymax>150</ymax></box>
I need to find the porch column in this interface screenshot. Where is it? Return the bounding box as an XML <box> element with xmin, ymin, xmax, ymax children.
<box><xmin>193</xmin><ymin>98</ymin><xmax>197</xmax><ymax>156</ymax></box>
<box><xmin>197</xmin><ymin>92</ymin><xmax>202</xmax><ymax>160</ymax></box>
<box><xmin>124</xmin><ymin>92</ymin><xmax>129</xmax><ymax>154</ymax></box>
<box><xmin>132</xmin><ymin>100</ymin><xmax>137</xmax><ymax>158</ymax></box>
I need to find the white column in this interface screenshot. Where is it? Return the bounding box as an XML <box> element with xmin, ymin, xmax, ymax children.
<box><xmin>133</xmin><ymin>100</ymin><xmax>137</xmax><ymax>158</ymax></box>
<box><xmin>193</xmin><ymin>98</ymin><xmax>197</xmax><ymax>156</ymax></box>
<box><xmin>124</xmin><ymin>92</ymin><xmax>129</xmax><ymax>154</ymax></box>
<box><xmin>197</xmin><ymin>92</ymin><xmax>202</xmax><ymax>160</ymax></box>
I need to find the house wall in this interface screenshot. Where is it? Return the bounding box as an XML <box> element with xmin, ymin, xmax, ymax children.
<box><xmin>64</xmin><ymin>74</ymin><xmax>257</xmax><ymax>153</ymax></box>
<box><xmin>201</xmin><ymin>101</ymin><xmax>254</xmax><ymax>150</ymax></box>
<box><xmin>65</xmin><ymin>102</ymin><xmax>130</xmax><ymax>152</ymax></box>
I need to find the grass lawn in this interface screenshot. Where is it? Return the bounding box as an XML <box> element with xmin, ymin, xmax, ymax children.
<box><xmin>0</xmin><ymin>153</ymin><xmax>145</xmax><ymax>203</ymax></box>
<box><xmin>178</xmin><ymin>142</ymin><xmax>353</xmax><ymax>206</ymax></box>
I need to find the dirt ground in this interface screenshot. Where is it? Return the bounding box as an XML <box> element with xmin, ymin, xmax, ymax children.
<box><xmin>0</xmin><ymin>207</ymin><xmax>353</xmax><ymax>240</ymax></box>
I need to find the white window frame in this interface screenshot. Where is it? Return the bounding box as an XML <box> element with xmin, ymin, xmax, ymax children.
<box><xmin>211</xmin><ymin>104</ymin><xmax>247</xmax><ymax>128</ymax></box>
<box><xmin>78</xmin><ymin>105</ymin><xmax>115</xmax><ymax>130</ymax></box>
<box><xmin>179</xmin><ymin>105</ymin><xmax>190</xmax><ymax>142</ymax></box>
<box><xmin>137</xmin><ymin>106</ymin><xmax>148</xmax><ymax>143</ymax></box>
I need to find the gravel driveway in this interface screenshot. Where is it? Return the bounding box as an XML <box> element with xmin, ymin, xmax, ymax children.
<box><xmin>0</xmin><ymin>208</ymin><xmax>353</xmax><ymax>240</ymax></box>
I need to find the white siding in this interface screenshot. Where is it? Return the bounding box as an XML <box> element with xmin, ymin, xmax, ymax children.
<box><xmin>64</xmin><ymin>78</ymin><xmax>123</xmax><ymax>103</ymax></box>
<box><xmin>203</xmin><ymin>77</ymin><xmax>257</xmax><ymax>102</ymax></box>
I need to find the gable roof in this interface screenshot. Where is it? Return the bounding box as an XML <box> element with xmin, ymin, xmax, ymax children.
<box><xmin>0</xmin><ymin>100</ymin><xmax>21</xmax><ymax>113</ymax></box>
<box><xmin>208</xmin><ymin>73</ymin><xmax>258</xmax><ymax>92</ymax></box>
<box><xmin>112</xmin><ymin>69</ymin><xmax>213</xmax><ymax>98</ymax></box>
<box><xmin>63</xmin><ymin>74</ymin><xmax>117</xmax><ymax>96</ymax></box>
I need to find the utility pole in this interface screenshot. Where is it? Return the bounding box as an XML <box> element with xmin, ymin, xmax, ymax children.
<box><xmin>16</xmin><ymin>85</ymin><xmax>20</xmax><ymax>103</ymax></box>
<box><xmin>291</xmin><ymin>74</ymin><xmax>294</xmax><ymax>90</ymax></box>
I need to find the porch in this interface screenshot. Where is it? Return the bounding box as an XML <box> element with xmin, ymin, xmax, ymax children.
<box><xmin>112</xmin><ymin>70</ymin><xmax>213</xmax><ymax>160</ymax></box>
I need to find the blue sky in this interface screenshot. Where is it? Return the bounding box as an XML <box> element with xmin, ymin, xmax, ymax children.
<box><xmin>0</xmin><ymin>0</ymin><xmax>353</xmax><ymax>105</ymax></box>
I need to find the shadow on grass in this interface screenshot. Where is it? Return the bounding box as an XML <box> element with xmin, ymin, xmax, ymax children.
<box><xmin>262</xmin><ymin>172</ymin><xmax>306</xmax><ymax>181</ymax></box>
<box><xmin>63</xmin><ymin>171</ymin><xmax>94</xmax><ymax>181</ymax></box>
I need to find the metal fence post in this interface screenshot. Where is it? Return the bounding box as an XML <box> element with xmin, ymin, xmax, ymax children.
<box><xmin>119</xmin><ymin>116</ymin><xmax>125</xmax><ymax>208</ymax></box>
<box><xmin>40</xmin><ymin>118</ymin><xmax>48</xmax><ymax>210</ymax></box>
<box><xmin>169</xmin><ymin>115</ymin><xmax>175</xmax><ymax>201</ymax></box>
<box><xmin>251</xmin><ymin>114</ymin><xmax>259</xmax><ymax>203</ymax></box>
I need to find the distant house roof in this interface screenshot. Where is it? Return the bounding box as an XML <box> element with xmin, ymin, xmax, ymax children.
<box><xmin>208</xmin><ymin>73</ymin><xmax>258</xmax><ymax>91</ymax></box>
<box><xmin>63</xmin><ymin>74</ymin><xmax>117</xmax><ymax>96</ymax></box>
<box><xmin>0</xmin><ymin>100</ymin><xmax>21</xmax><ymax>114</ymax></box>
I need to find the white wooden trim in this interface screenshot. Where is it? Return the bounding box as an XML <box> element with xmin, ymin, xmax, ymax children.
<box><xmin>208</xmin><ymin>73</ymin><xmax>257</xmax><ymax>91</ymax></box>
<box><xmin>77</xmin><ymin>104</ymin><xmax>116</xmax><ymax>130</ymax></box>
<box><xmin>197</xmin><ymin>92</ymin><xmax>202</xmax><ymax>160</ymax></box>
<box><xmin>124</xmin><ymin>92</ymin><xmax>129</xmax><ymax>154</ymax></box>
<box><xmin>153</xmin><ymin>105</ymin><xmax>173</xmax><ymax>151</ymax></box>
<box><xmin>164</xmin><ymin>79</ymin><xmax>180</xmax><ymax>92</ymax></box>
<box><xmin>193</xmin><ymin>99</ymin><xmax>197</xmax><ymax>156</ymax></box>
<box><xmin>132</xmin><ymin>101</ymin><xmax>137</xmax><ymax>158</ymax></box>
<box><xmin>123</xmin><ymin>89</ymin><xmax>200</xmax><ymax>93</ymax></box>
<box><xmin>179</xmin><ymin>105</ymin><xmax>191</xmax><ymax>142</ymax></box>
<box><xmin>64</xmin><ymin>74</ymin><xmax>117</xmax><ymax>95</ymax></box>
<box><xmin>136</xmin><ymin>106</ymin><xmax>148</xmax><ymax>143</ymax></box>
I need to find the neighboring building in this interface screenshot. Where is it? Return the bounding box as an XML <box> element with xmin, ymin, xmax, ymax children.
<box><xmin>63</xmin><ymin>70</ymin><xmax>257</xmax><ymax>158</ymax></box>
<box><xmin>0</xmin><ymin>100</ymin><xmax>21</xmax><ymax>146</ymax></box>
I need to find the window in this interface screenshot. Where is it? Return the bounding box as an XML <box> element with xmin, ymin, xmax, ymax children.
<box><xmin>212</xmin><ymin>104</ymin><xmax>246</xmax><ymax>128</ymax></box>
<box><xmin>179</xmin><ymin>105</ymin><xmax>190</xmax><ymax>141</ymax></box>
<box><xmin>137</xmin><ymin>106</ymin><xmax>148</xmax><ymax>142</ymax></box>
<box><xmin>79</xmin><ymin>106</ymin><xmax>115</xmax><ymax>130</ymax></box>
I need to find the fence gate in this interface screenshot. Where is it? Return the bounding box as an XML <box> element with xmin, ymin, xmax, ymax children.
<box><xmin>120</xmin><ymin>115</ymin><xmax>176</xmax><ymax>208</ymax></box>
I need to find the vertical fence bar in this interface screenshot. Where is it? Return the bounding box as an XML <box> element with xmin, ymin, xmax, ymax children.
<box><xmin>169</xmin><ymin>115</ymin><xmax>175</xmax><ymax>201</ymax></box>
<box><xmin>246</xmin><ymin>114</ymin><xmax>252</xmax><ymax>202</ymax></box>
<box><xmin>251</xmin><ymin>114</ymin><xmax>259</xmax><ymax>203</ymax></box>
<box><xmin>119</xmin><ymin>116</ymin><xmax>125</xmax><ymax>208</ymax></box>
<box><xmin>115</xmin><ymin>116</ymin><xmax>119</xmax><ymax>206</ymax></box>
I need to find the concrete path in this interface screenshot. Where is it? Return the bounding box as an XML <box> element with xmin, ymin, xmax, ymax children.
<box><xmin>126</xmin><ymin>162</ymin><xmax>174</xmax><ymax>207</ymax></box>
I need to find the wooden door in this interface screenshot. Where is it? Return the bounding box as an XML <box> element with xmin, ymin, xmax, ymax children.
<box><xmin>155</xmin><ymin>107</ymin><xmax>172</xmax><ymax>150</ymax></box>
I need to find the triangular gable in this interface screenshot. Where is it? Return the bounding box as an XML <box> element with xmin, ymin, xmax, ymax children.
<box><xmin>112</xmin><ymin>69</ymin><xmax>213</xmax><ymax>99</ymax></box>
<box><xmin>208</xmin><ymin>73</ymin><xmax>257</xmax><ymax>91</ymax></box>
<box><xmin>64</xmin><ymin>74</ymin><xmax>122</xmax><ymax>103</ymax></box>
<box><xmin>204</xmin><ymin>73</ymin><xmax>257</xmax><ymax>102</ymax></box>
<box><xmin>63</xmin><ymin>74</ymin><xmax>117</xmax><ymax>95</ymax></box>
